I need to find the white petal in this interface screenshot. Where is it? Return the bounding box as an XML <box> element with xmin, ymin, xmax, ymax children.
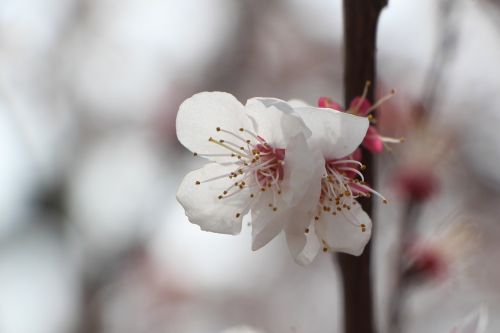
<box><xmin>287</xmin><ymin>99</ymin><xmax>311</xmax><ymax>107</ymax></box>
<box><xmin>315</xmin><ymin>202</ymin><xmax>372</xmax><ymax>256</ymax></box>
<box><xmin>281</xmin><ymin>134</ymin><xmax>324</xmax><ymax>207</ymax></box>
<box><xmin>286</xmin><ymin>221</ymin><xmax>321</xmax><ymax>265</ymax></box>
<box><xmin>176</xmin><ymin>92</ymin><xmax>251</xmax><ymax>162</ymax></box>
<box><xmin>294</xmin><ymin>107</ymin><xmax>369</xmax><ymax>159</ymax></box>
<box><xmin>176</xmin><ymin>163</ymin><xmax>250</xmax><ymax>235</ymax></box>
<box><xmin>282</xmin><ymin>145</ymin><xmax>323</xmax><ymax>264</ymax></box>
<box><xmin>250</xmin><ymin>191</ymin><xmax>286</xmax><ymax>251</ymax></box>
<box><xmin>245</xmin><ymin>98</ymin><xmax>311</xmax><ymax>147</ymax></box>
<box><xmin>249</xmin><ymin>97</ymin><xmax>294</xmax><ymax>112</ymax></box>
<box><xmin>297</xmin><ymin>224</ymin><xmax>322</xmax><ymax>265</ymax></box>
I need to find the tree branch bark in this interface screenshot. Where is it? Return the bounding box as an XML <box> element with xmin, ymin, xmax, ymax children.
<box><xmin>336</xmin><ymin>1</ymin><xmax>387</xmax><ymax>333</ymax></box>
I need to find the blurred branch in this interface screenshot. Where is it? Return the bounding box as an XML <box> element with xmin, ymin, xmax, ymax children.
<box><xmin>388</xmin><ymin>2</ymin><xmax>462</xmax><ymax>332</ymax></box>
<box><xmin>337</xmin><ymin>1</ymin><xmax>387</xmax><ymax>333</ymax></box>
<box><xmin>420</xmin><ymin>0</ymin><xmax>462</xmax><ymax>119</ymax></box>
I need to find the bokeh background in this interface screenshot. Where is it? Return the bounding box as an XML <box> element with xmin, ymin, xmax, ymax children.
<box><xmin>1</xmin><ymin>0</ymin><xmax>500</xmax><ymax>332</ymax></box>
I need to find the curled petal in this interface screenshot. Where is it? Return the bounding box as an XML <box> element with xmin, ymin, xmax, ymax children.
<box><xmin>245</xmin><ymin>98</ymin><xmax>311</xmax><ymax>147</ymax></box>
<box><xmin>362</xmin><ymin>126</ymin><xmax>384</xmax><ymax>153</ymax></box>
<box><xmin>295</xmin><ymin>107</ymin><xmax>369</xmax><ymax>159</ymax></box>
<box><xmin>176</xmin><ymin>91</ymin><xmax>251</xmax><ymax>163</ymax></box>
<box><xmin>176</xmin><ymin>163</ymin><xmax>250</xmax><ymax>235</ymax></box>
<box><xmin>315</xmin><ymin>202</ymin><xmax>372</xmax><ymax>256</ymax></box>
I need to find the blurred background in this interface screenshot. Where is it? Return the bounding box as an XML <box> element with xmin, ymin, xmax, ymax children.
<box><xmin>1</xmin><ymin>0</ymin><xmax>500</xmax><ymax>332</ymax></box>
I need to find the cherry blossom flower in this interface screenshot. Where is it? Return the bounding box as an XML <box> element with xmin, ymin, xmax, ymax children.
<box><xmin>318</xmin><ymin>81</ymin><xmax>402</xmax><ymax>154</ymax></box>
<box><xmin>391</xmin><ymin>116</ymin><xmax>454</xmax><ymax>202</ymax></box>
<box><xmin>449</xmin><ymin>306</ymin><xmax>488</xmax><ymax>333</ymax></box>
<box><xmin>176</xmin><ymin>92</ymin><xmax>326</xmax><ymax>261</ymax></box>
<box><xmin>403</xmin><ymin>241</ymin><xmax>448</xmax><ymax>282</ymax></box>
<box><xmin>403</xmin><ymin>221</ymin><xmax>479</xmax><ymax>285</ymax></box>
<box><xmin>278</xmin><ymin>102</ymin><xmax>387</xmax><ymax>264</ymax></box>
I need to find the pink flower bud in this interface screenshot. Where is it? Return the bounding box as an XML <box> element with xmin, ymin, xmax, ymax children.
<box><xmin>394</xmin><ymin>167</ymin><xmax>439</xmax><ymax>202</ymax></box>
<box><xmin>317</xmin><ymin>97</ymin><xmax>343</xmax><ymax>111</ymax></box>
<box><xmin>362</xmin><ymin>126</ymin><xmax>384</xmax><ymax>153</ymax></box>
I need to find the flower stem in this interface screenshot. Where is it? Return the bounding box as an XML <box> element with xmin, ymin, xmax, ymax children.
<box><xmin>336</xmin><ymin>1</ymin><xmax>387</xmax><ymax>333</ymax></box>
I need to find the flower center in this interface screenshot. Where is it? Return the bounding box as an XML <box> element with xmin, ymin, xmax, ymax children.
<box><xmin>317</xmin><ymin>159</ymin><xmax>367</xmax><ymax>215</ymax></box>
<box><xmin>194</xmin><ymin>127</ymin><xmax>286</xmax><ymax>212</ymax></box>
<box><xmin>307</xmin><ymin>158</ymin><xmax>387</xmax><ymax>250</ymax></box>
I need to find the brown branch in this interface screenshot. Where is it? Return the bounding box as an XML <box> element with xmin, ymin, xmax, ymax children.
<box><xmin>336</xmin><ymin>1</ymin><xmax>387</xmax><ymax>333</ymax></box>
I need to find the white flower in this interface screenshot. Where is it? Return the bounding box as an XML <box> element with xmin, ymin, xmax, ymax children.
<box><xmin>286</xmin><ymin>102</ymin><xmax>384</xmax><ymax>264</ymax></box>
<box><xmin>450</xmin><ymin>306</ymin><xmax>488</xmax><ymax>333</ymax></box>
<box><xmin>176</xmin><ymin>92</ymin><xmax>323</xmax><ymax>257</ymax></box>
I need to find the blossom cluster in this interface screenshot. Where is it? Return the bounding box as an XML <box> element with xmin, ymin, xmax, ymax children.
<box><xmin>176</xmin><ymin>91</ymin><xmax>387</xmax><ymax>264</ymax></box>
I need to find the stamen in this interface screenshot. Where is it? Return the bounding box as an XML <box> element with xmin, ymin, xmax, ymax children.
<box><xmin>199</xmin><ymin>171</ymin><xmax>239</xmax><ymax>183</ymax></box>
<box><xmin>365</xmin><ymin>89</ymin><xmax>396</xmax><ymax>114</ymax></box>
<box><xmin>353</xmin><ymin>182</ymin><xmax>387</xmax><ymax>202</ymax></box>
<box><xmin>329</xmin><ymin>159</ymin><xmax>364</xmax><ymax>168</ymax></box>
<box><xmin>208</xmin><ymin>137</ymin><xmax>251</xmax><ymax>158</ymax></box>
<box><xmin>380</xmin><ymin>136</ymin><xmax>405</xmax><ymax>143</ymax></box>
<box><xmin>196</xmin><ymin>153</ymin><xmax>236</xmax><ymax>157</ymax></box>
<box><xmin>337</xmin><ymin>167</ymin><xmax>365</xmax><ymax>181</ymax></box>
<box><xmin>351</xmin><ymin>80</ymin><xmax>371</xmax><ymax>114</ymax></box>
<box><xmin>220</xmin><ymin>128</ymin><xmax>254</xmax><ymax>145</ymax></box>
<box><xmin>242</xmin><ymin>128</ymin><xmax>266</xmax><ymax>143</ymax></box>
